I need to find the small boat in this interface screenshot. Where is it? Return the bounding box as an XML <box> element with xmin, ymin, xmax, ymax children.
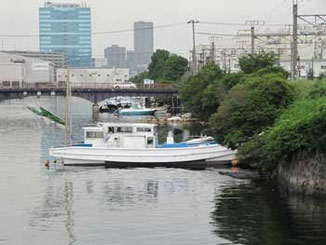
<box><xmin>118</xmin><ymin>105</ymin><xmax>156</xmax><ymax>116</ymax></box>
<box><xmin>99</xmin><ymin>97</ymin><xmax>132</xmax><ymax>113</ymax></box>
<box><xmin>186</xmin><ymin>136</ymin><xmax>215</xmax><ymax>145</ymax></box>
<box><xmin>49</xmin><ymin>122</ymin><xmax>237</xmax><ymax>166</ymax></box>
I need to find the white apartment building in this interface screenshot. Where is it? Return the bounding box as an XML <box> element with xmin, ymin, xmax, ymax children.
<box><xmin>57</xmin><ymin>68</ymin><xmax>130</xmax><ymax>87</ymax></box>
<box><xmin>0</xmin><ymin>52</ymin><xmax>56</xmax><ymax>88</ymax></box>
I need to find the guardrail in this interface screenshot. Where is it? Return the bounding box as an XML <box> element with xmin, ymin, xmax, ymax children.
<box><xmin>0</xmin><ymin>82</ymin><xmax>176</xmax><ymax>90</ymax></box>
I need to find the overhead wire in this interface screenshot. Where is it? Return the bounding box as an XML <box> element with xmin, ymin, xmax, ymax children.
<box><xmin>0</xmin><ymin>22</ymin><xmax>186</xmax><ymax>38</ymax></box>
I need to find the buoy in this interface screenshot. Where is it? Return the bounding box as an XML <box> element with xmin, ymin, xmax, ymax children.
<box><xmin>231</xmin><ymin>159</ymin><xmax>239</xmax><ymax>166</ymax></box>
<box><xmin>45</xmin><ymin>160</ymin><xmax>50</xmax><ymax>167</ymax></box>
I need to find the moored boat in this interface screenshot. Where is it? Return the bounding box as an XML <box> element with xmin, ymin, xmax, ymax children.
<box><xmin>118</xmin><ymin>105</ymin><xmax>156</xmax><ymax>116</ymax></box>
<box><xmin>49</xmin><ymin>122</ymin><xmax>237</xmax><ymax>166</ymax></box>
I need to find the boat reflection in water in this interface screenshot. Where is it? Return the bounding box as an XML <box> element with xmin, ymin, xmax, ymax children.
<box><xmin>211</xmin><ymin>180</ymin><xmax>326</xmax><ymax>245</ymax></box>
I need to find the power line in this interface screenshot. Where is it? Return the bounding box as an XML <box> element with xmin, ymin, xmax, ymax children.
<box><xmin>196</xmin><ymin>32</ymin><xmax>237</xmax><ymax>37</ymax></box>
<box><xmin>200</xmin><ymin>21</ymin><xmax>292</xmax><ymax>27</ymax></box>
<box><xmin>93</xmin><ymin>23</ymin><xmax>186</xmax><ymax>35</ymax></box>
<box><xmin>0</xmin><ymin>22</ymin><xmax>186</xmax><ymax>38</ymax></box>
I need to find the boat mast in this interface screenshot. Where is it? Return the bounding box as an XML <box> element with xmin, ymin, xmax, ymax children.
<box><xmin>64</xmin><ymin>68</ymin><xmax>72</xmax><ymax>146</ymax></box>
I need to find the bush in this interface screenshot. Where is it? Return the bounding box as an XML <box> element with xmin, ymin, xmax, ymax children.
<box><xmin>308</xmin><ymin>80</ymin><xmax>326</xmax><ymax>98</ymax></box>
<box><xmin>238</xmin><ymin>97</ymin><xmax>326</xmax><ymax>170</ymax></box>
<box><xmin>239</xmin><ymin>52</ymin><xmax>277</xmax><ymax>74</ymax></box>
<box><xmin>179</xmin><ymin>63</ymin><xmax>224</xmax><ymax>120</ymax></box>
<box><xmin>210</xmin><ymin>74</ymin><xmax>294</xmax><ymax>149</ymax></box>
<box><xmin>253</xmin><ymin>66</ymin><xmax>290</xmax><ymax>80</ymax></box>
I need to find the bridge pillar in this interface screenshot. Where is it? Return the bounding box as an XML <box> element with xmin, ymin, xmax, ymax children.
<box><xmin>92</xmin><ymin>103</ymin><xmax>100</xmax><ymax>122</ymax></box>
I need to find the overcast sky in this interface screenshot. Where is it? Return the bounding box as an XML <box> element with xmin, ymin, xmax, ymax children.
<box><xmin>0</xmin><ymin>0</ymin><xmax>325</xmax><ymax>58</ymax></box>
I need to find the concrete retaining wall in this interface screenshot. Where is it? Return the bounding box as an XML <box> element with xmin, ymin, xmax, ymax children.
<box><xmin>276</xmin><ymin>151</ymin><xmax>326</xmax><ymax>197</ymax></box>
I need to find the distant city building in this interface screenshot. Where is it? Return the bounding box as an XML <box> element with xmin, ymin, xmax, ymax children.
<box><xmin>104</xmin><ymin>45</ymin><xmax>127</xmax><ymax>68</ymax></box>
<box><xmin>134</xmin><ymin>21</ymin><xmax>154</xmax><ymax>65</ymax></box>
<box><xmin>4</xmin><ymin>50</ymin><xmax>66</xmax><ymax>68</ymax></box>
<box><xmin>0</xmin><ymin>52</ymin><xmax>56</xmax><ymax>88</ymax></box>
<box><xmin>126</xmin><ymin>21</ymin><xmax>154</xmax><ymax>76</ymax></box>
<box><xmin>193</xmin><ymin>24</ymin><xmax>326</xmax><ymax>78</ymax></box>
<box><xmin>57</xmin><ymin>68</ymin><xmax>129</xmax><ymax>87</ymax></box>
<box><xmin>91</xmin><ymin>58</ymin><xmax>107</xmax><ymax>68</ymax></box>
<box><xmin>39</xmin><ymin>2</ymin><xmax>92</xmax><ymax>67</ymax></box>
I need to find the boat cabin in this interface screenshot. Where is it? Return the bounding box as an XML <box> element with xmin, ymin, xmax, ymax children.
<box><xmin>83</xmin><ymin>123</ymin><xmax>158</xmax><ymax>148</ymax></box>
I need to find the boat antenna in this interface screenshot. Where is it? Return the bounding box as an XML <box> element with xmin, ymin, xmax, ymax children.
<box><xmin>64</xmin><ymin>67</ymin><xmax>72</xmax><ymax>146</ymax></box>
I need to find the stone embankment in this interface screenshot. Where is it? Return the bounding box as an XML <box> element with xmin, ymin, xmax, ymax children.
<box><xmin>275</xmin><ymin>151</ymin><xmax>326</xmax><ymax>197</ymax></box>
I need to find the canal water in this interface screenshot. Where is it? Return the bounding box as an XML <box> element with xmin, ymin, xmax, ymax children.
<box><xmin>1</xmin><ymin>97</ymin><xmax>326</xmax><ymax>245</ymax></box>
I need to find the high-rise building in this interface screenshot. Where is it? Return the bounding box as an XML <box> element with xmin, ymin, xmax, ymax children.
<box><xmin>39</xmin><ymin>2</ymin><xmax>92</xmax><ymax>67</ymax></box>
<box><xmin>104</xmin><ymin>45</ymin><xmax>126</xmax><ymax>68</ymax></box>
<box><xmin>134</xmin><ymin>21</ymin><xmax>154</xmax><ymax>65</ymax></box>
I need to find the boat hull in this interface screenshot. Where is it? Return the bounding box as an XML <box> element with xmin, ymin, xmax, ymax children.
<box><xmin>49</xmin><ymin>144</ymin><xmax>236</xmax><ymax>166</ymax></box>
<box><xmin>119</xmin><ymin>110</ymin><xmax>156</xmax><ymax>116</ymax></box>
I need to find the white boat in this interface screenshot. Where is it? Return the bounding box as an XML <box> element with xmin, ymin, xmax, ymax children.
<box><xmin>49</xmin><ymin>122</ymin><xmax>237</xmax><ymax>166</ymax></box>
<box><xmin>118</xmin><ymin>105</ymin><xmax>156</xmax><ymax>116</ymax></box>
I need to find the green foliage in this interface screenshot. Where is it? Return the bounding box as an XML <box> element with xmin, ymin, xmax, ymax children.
<box><xmin>146</xmin><ymin>49</ymin><xmax>188</xmax><ymax>82</ymax></box>
<box><xmin>318</xmin><ymin>72</ymin><xmax>326</xmax><ymax>80</ymax></box>
<box><xmin>210</xmin><ymin>74</ymin><xmax>294</xmax><ymax>149</ymax></box>
<box><xmin>307</xmin><ymin>80</ymin><xmax>326</xmax><ymax>98</ymax></box>
<box><xmin>253</xmin><ymin>66</ymin><xmax>290</xmax><ymax>80</ymax></box>
<box><xmin>148</xmin><ymin>49</ymin><xmax>170</xmax><ymax>80</ymax></box>
<box><xmin>129</xmin><ymin>71</ymin><xmax>149</xmax><ymax>83</ymax></box>
<box><xmin>163</xmin><ymin>55</ymin><xmax>188</xmax><ymax>81</ymax></box>
<box><xmin>239</xmin><ymin>52</ymin><xmax>277</xmax><ymax>74</ymax></box>
<box><xmin>307</xmin><ymin>68</ymin><xmax>315</xmax><ymax>80</ymax></box>
<box><xmin>238</xmin><ymin>97</ymin><xmax>326</xmax><ymax>170</ymax></box>
<box><xmin>179</xmin><ymin>63</ymin><xmax>224</xmax><ymax>120</ymax></box>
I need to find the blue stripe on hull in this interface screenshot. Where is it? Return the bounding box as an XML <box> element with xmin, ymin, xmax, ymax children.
<box><xmin>119</xmin><ymin>110</ymin><xmax>156</xmax><ymax>116</ymax></box>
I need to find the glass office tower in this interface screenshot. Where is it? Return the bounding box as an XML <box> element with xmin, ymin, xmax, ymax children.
<box><xmin>39</xmin><ymin>2</ymin><xmax>92</xmax><ymax>67</ymax></box>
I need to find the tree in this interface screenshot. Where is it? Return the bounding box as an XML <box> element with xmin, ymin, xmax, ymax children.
<box><xmin>148</xmin><ymin>49</ymin><xmax>170</xmax><ymax>80</ymax></box>
<box><xmin>238</xmin><ymin>96</ymin><xmax>326</xmax><ymax>170</ymax></box>
<box><xmin>239</xmin><ymin>52</ymin><xmax>278</xmax><ymax>74</ymax></box>
<box><xmin>163</xmin><ymin>55</ymin><xmax>188</xmax><ymax>81</ymax></box>
<box><xmin>253</xmin><ymin>66</ymin><xmax>289</xmax><ymax>80</ymax></box>
<box><xmin>146</xmin><ymin>49</ymin><xmax>189</xmax><ymax>82</ymax></box>
<box><xmin>210</xmin><ymin>74</ymin><xmax>294</xmax><ymax>148</ymax></box>
<box><xmin>179</xmin><ymin>63</ymin><xmax>224</xmax><ymax>120</ymax></box>
<box><xmin>129</xmin><ymin>71</ymin><xmax>149</xmax><ymax>83</ymax></box>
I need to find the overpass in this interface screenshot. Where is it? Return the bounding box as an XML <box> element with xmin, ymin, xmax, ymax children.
<box><xmin>0</xmin><ymin>87</ymin><xmax>179</xmax><ymax>104</ymax></box>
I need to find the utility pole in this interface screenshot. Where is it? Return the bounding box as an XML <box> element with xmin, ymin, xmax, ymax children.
<box><xmin>211</xmin><ymin>42</ymin><xmax>215</xmax><ymax>63</ymax></box>
<box><xmin>188</xmin><ymin>20</ymin><xmax>199</xmax><ymax>75</ymax></box>
<box><xmin>251</xmin><ymin>26</ymin><xmax>255</xmax><ymax>54</ymax></box>
<box><xmin>245</xmin><ymin>20</ymin><xmax>265</xmax><ymax>54</ymax></box>
<box><xmin>311</xmin><ymin>56</ymin><xmax>314</xmax><ymax>79</ymax></box>
<box><xmin>292</xmin><ymin>0</ymin><xmax>298</xmax><ymax>80</ymax></box>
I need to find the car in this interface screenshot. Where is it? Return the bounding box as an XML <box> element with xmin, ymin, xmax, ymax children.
<box><xmin>112</xmin><ymin>82</ymin><xmax>137</xmax><ymax>89</ymax></box>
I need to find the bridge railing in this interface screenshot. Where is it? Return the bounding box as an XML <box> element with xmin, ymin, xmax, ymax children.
<box><xmin>0</xmin><ymin>82</ymin><xmax>177</xmax><ymax>90</ymax></box>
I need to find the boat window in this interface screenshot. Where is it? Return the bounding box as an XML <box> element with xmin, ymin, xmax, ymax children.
<box><xmin>117</xmin><ymin>127</ymin><xmax>133</xmax><ymax>133</ymax></box>
<box><xmin>147</xmin><ymin>137</ymin><xmax>154</xmax><ymax>146</ymax></box>
<box><xmin>86</xmin><ymin>131</ymin><xmax>103</xmax><ymax>138</ymax></box>
<box><xmin>137</xmin><ymin>127</ymin><xmax>151</xmax><ymax>132</ymax></box>
<box><xmin>108</xmin><ymin>127</ymin><xmax>115</xmax><ymax>133</ymax></box>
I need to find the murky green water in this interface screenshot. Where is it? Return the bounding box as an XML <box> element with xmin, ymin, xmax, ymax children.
<box><xmin>1</xmin><ymin>97</ymin><xmax>326</xmax><ymax>245</ymax></box>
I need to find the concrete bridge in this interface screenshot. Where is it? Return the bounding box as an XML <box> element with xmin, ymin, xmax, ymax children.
<box><xmin>0</xmin><ymin>87</ymin><xmax>179</xmax><ymax>104</ymax></box>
